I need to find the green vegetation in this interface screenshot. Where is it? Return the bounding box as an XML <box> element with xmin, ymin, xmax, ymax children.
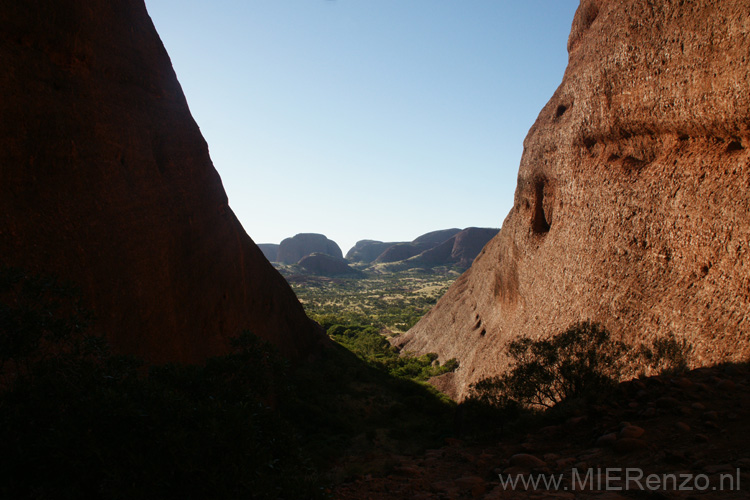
<box><xmin>281</xmin><ymin>265</ymin><xmax>460</xmax><ymax>390</ymax></box>
<box><xmin>281</xmin><ymin>266</ymin><xmax>460</xmax><ymax>334</ymax></box>
<box><xmin>468</xmin><ymin>322</ymin><xmax>626</xmax><ymax>412</ymax></box>
<box><xmin>314</xmin><ymin>315</ymin><xmax>458</xmax><ymax>382</ymax></box>
<box><xmin>464</xmin><ymin>321</ymin><xmax>696</xmax><ymax>436</ymax></box>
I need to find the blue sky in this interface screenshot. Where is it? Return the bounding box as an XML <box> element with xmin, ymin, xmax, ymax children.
<box><xmin>145</xmin><ymin>0</ymin><xmax>580</xmax><ymax>254</ymax></box>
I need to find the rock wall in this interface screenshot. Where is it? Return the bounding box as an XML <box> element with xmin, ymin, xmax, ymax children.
<box><xmin>399</xmin><ymin>0</ymin><xmax>750</xmax><ymax>399</ymax></box>
<box><xmin>0</xmin><ymin>0</ymin><xmax>323</xmax><ymax>363</ymax></box>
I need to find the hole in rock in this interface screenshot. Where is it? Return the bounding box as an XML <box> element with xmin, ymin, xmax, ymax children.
<box><xmin>531</xmin><ymin>178</ymin><xmax>551</xmax><ymax>234</ymax></box>
<box><xmin>555</xmin><ymin>104</ymin><xmax>568</xmax><ymax>118</ymax></box>
<box><xmin>726</xmin><ymin>140</ymin><xmax>744</xmax><ymax>153</ymax></box>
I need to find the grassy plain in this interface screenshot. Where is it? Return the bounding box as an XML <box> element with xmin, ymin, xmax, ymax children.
<box><xmin>279</xmin><ymin>264</ymin><xmax>461</xmax><ymax>335</ymax></box>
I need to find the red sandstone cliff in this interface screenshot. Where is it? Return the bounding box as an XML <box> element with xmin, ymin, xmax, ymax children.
<box><xmin>399</xmin><ymin>0</ymin><xmax>750</xmax><ymax>399</ymax></box>
<box><xmin>0</xmin><ymin>0</ymin><xmax>323</xmax><ymax>363</ymax></box>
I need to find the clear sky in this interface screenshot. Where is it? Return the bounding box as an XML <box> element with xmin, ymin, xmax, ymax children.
<box><xmin>144</xmin><ymin>0</ymin><xmax>580</xmax><ymax>255</ymax></box>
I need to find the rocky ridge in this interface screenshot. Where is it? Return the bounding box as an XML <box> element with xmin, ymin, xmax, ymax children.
<box><xmin>399</xmin><ymin>0</ymin><xmax>750</xmax><ymax>399</ymax></box>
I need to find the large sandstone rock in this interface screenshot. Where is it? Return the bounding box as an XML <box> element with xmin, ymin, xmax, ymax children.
<box><xmin>0</xmin><ymin>0</ymin><xmax>323</xmax><ymax>363</ymax></box>
<box><xmin>411</xmin><ymin>228</ymin><xmax>462</xmax><ymax>247</ymax></box>
<box><xmin>373</xmin><ymin>228</ymin><xmax>462</xmax><ymax>264</ymax></box>
<box><xmin>297</xmin><ymin>253</ymin><xmax>363</xmax><ymax>277</ymax></box>
<box><xmin>277</xmin><ymin>233</ymin><xmax>343</xmax><ymax>265</ymax></box>
<box><xmin>374</xmin><ymin>242</ymin><xmax>427</xmax><ymax>264</ymax></box>
<box><xmin>404</xmin><ymin>227</ymin><xmax>499</xmax><ymax>270</ymax></box>
<box><xmin>399</xmin><ymin>0</ymin><xmax>750</xmax><ymax>399</ymax></box>
<box><xmin>345</xmin><ymin>240</ymin><xmax>397</xmax><ymax>263</ymax></box>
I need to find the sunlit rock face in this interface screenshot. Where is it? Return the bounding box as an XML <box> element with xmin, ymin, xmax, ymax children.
<box><xmin>399</xmin><ymin>0</ymin><xmax>750</xmax><ymax>399</ymax></box>
<box><xmin>0</xmin><ymin>0</ymin><xmax>323</xmax><ymax>363</ymax></box>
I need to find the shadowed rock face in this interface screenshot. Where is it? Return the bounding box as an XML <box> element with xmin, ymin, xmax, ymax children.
<box><xmin>346</xmin><ymin>240</ymin><xmax>397</xmax><ymax>264</ymax></box>
<box><xmin>0</xmin><ymin>0</ymin><xmax>323</xmax><ymax>363</ymax></box>
<box><xmin>297</xmin><ymin>253</ymin><xmax>362</xmax><ymax>277</ymax></box>
<box><xmin>399</xmin><ymin>0</ymin><xmax>750</xmax><ymax>399</ymax></box>
<box><xmin>277</xmin><ymin>233</ymin><xmax>343</xmax><ymax>265</ymax></box>
<box><xmin>411</xmin><ymin>227</ymin><xmax>499</xmax><ymax>270</ymax></box>
<box><xmin>373</xmin><ymin>228</ymin><xmax>463</xmax><ymax>264</ymax></box>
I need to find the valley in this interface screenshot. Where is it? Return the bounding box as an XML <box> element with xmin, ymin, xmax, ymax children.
<box><xmin>281</xmin><ymin>265</ymin><xmax>460</xmax><ymax>335</ymax></box>
<box><xmin>3</xmin><ymin>0</ymin><xmax>749</xmax><ymax>498</ymax></box>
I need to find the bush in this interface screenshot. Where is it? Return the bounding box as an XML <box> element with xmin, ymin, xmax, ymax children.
<box><xmin>636</xmin><ymin>332</ymin><xmax>693</xmax><ymax>374</ymax></box>
<box><xmin>321</xmin><ymin>317</ymin><xmax>458</xmax><ymax>382</ymax></box>
<box><xmin>468</xmin><ymin>321</ymin><xmax>626</xmax><ymax>411</ymax></box>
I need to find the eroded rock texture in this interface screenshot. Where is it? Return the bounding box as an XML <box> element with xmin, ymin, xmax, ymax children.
<box><xmin>0</xmin><ymin>0</ymin><xmax>323</xmax><ymax>363</ymax></box>
<box><xmin>399</xmin><ymin>0</ymin><xmax>750</xmax><ymax>399</ymax></box>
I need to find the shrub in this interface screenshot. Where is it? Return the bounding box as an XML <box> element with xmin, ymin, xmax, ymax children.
<box><xmin>322</xmin><ymin>319</ymin><xmax>457</xmax><ymax>382</ymax></box>
<box><xmin>468</xmin><ymin>321</ymin><xmax>626</xmax><ymax>411</ymax></box>
<box><xmin>636</xmin><ymin>332</ymin><xmax>693</xmax><ymax>374</ymax></box>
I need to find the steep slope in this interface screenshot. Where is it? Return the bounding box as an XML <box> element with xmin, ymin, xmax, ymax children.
<box><xmin>277</xmin><ymin>233</ymin><xmax>343</xmax><ymax>265</ymax></box>
<box><xmin>0</xmin><ymin>0</ymin><xmax>323</xmax><ymax>363</ymax></box>
<box><xmin>399</xmin><ymin>0</ymin><xmax>750</xmax><ymax>399</ymax></box>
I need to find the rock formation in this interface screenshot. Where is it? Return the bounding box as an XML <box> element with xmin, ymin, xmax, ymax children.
<box><xmin>277</xmin><ymin>233</ymin><xmax>343</xmax><ymax>265</ymax></box>
<box><xmin>406</xmin><ymin>227</ymin><xmax>499</xmax><ymax>270</ymax></box>
<box><xmin>346</xmin><ymin>240</ymin><xmax>397</xmax><ymax>264</ymax></box>
<box><xmin>399</xmin><ymin>0</ymin><xmax>750</xmax><ymax>399</ymax></box>
<box><xmin>0</xmin><ymin>0</ymin><xmax>323</xmax><ymax>363</ymax></box>
<box><xmin>374</xmin><ymin>243</ymin><xmax>427</xmax><ymax>264</ymax></box>
<box><xmin>257</xmin><ymin>244</ymin><xmax>280</xmax><ymax>262</ymax></box>
<box><xmin>297</xmin><ymin>253</ymin><xmax>363</xmax><ymax>277</ymax></box>
<box><xmin>373</xmin><ymin>229</ymin><xmax>462</xmax><ymax>264</ymax></box>
<box><xmin>412</xmin><ymin>228</ymin><xmax>462</xmax><ymax>247</ymax></box>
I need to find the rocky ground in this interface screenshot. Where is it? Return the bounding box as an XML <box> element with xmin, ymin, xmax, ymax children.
<box><xmin>334</xmin><ymin>363</ymin><xmax>749</xmax><ymax>499</ymax></box>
